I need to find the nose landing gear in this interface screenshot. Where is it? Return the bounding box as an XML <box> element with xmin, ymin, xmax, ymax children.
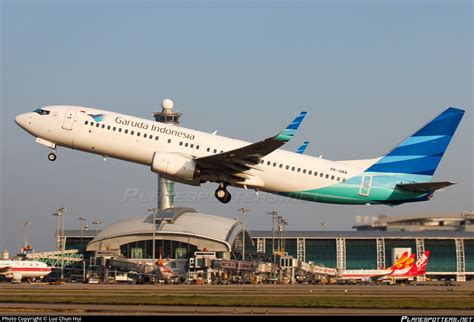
<box><xmin>48</xmin><ymin>151</ymin><xmax>57</xmax><ymax>161</ymax></box>
<box><xmin>215</xmin><ymin>184</ymin><xmax>231</xmax><ymax>203</ymax></box>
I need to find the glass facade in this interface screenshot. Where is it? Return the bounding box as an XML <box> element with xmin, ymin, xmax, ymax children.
<box><xmin>120</xmin><ymin>240</ymin><xmax>197</xmax><ymax>259</ymax></box>
<box><xmin>465</xmin><ymin>240</ymin><xmax>474</xmax><ymax>272</ymax></box>
<box><xmin>425</xmin><ymin>240</ymin><xmax>456</xmax><ymax>272</ymax></box>
<box><xmin>305</xmin><ymin>239</ymin><xmax>336</xmax><ymax>267</ymax></box>
<box><xmin>346</xmin><ymin>239</ymin><xmax>377</xmax><ymax>269</ymax></box>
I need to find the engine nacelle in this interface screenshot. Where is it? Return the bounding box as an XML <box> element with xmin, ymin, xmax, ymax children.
<box><xmin>151</xmin><ymin>152</ymin><xmax>199</xmax><ymax>181</ymax></box>
<box><xmin>11</xmin><ymin>272</ymin><xmax>22</xmax><ymax>283</ymax></box>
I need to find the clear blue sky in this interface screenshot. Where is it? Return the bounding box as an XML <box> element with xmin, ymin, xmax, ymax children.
<box><xmin>1</xmin><ymin>0</ymin><xmax>472</xmax><ymax>253</ymax></box>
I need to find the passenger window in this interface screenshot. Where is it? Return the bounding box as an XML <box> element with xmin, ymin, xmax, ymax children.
<box><xmin>320</xmin><ymin>173</ymin><xmax>324</xmax><ymax>177</ymax></box>
<box><xmin>107</xmin><ymin>125</ymin><xmax>111</xmax><ymax>130</ymax></box>
<box><xmin>279</xmin><ymin>164</ymin><xmax>283</xmax><ymax>168</ymax></box>
<box><xmin>337</xmin><ymin>177</ymin><xmax>340</xmax><ymax>181</ymax></box>
<box><xmin>102</xmin><ymin>124</ymin><xmax>105</xmax><ymax>129</ymax></box>
<box><xmin>303</xmin><ymin>169</ymin><xmax>306</xmax><ymax>174</ymax></box>
<box><xmin>297</xmin><ymin>168</ymin><xmax>301</xmax><ymax>172</ymax></box>
<box><xmin>273</xmin><ymin>162</ymin><xmax>277</xmax><ymax>167</ymax></box>
<box><xmin>179</xmin><ymin>142</ymin><xmax>183</xmax><ymax>146</ymax></box>
<box><xmin>331</xmin><ymin>175</ymin><xmax>335</xmax><ymax>180</ymax></box>
<box><xmin>118</xmin><ymin>128</ymin><xmax>122</xmax><ymax>132</ymax></box>
<box><xmin>314</xmin><ymin>172</ymin><xmax>318</xmax><ymax>176</ymax></box>
<box><xmin>308</xmin><ymin>170</ymin><xmax>312</xmax><ymax>175</ymax></box>
<box><xmin>85</xmin><ymin>121</ymin><xmax>88</xmax><ymax>125</ymax></box>
<box><xmin>190</xmin><ymin>144</ymin><xmax>194</xmax><ymax>148</ymax></box>
<box><xmin>286</xmin><ymin>165</ymin><xmax>289</xmax><ymax>170</ymax></box>
<box><xmin>113</xmin><ymin>127</ymin><xmax>116</xmax><ymax>131</ymax></box>
<box><xmin>155</xmin><ymin>136</ymin><xmax>159</xmax><ymax>140</ymax></box>
<box><xmin>185</xmin><ymin>143</ymin><xmax>188</xmax><ymax>147</ymax></box>
<box><xmin>207</xmin><ymin>148</ymin><xmax>211</xmax><ymax>152</ymax></box>
<box><xmin>196</xmin><ymin>145</ymin><xmax>200</xmax><ymax>149</ymax></box>
<box><xmin>267</xmin><ymin>161</ymin><xmax>271</xmax><ymax>166</ymax></box>
<box><xmin>96</xmin><ymin>123</ymin><xmax>99</xmax><ymax>128</ymax></box>
<box><xmin>291</xmin><ymin>167</ymin><xmax>295</xmax><ymax>171</ymax></box>
<box><xmin>144</xmin><ymin>133</ymin><xmax>147</xmax><ymax>138</ymax></box>
<box><xmin>213</xmin><ymin>149</ymin><xmax>217</xmax><ymax>153</ymax></box>
<box><xmin>137</xmin><ymin>132</ymin><xmax>141</xmax><ymax>137</ymax></box>
<box><xmin>325</xmin><ymin>174</ymin><xmax>329</xmax><ymax>179</ymax></box>
<box><xmin>124</xmin><ymin>129</ymin><xmax>128</xmax><ymax>134</ymax></box>
<box><xmin>168</xmin><ymin>139</ymin><xmax>171</xmax><ymax>143</ymax></box>
<box><xmin>149</xmin><ymin>135</ymin><xmax>153</xmax><ymax>140</ymax></box>
<box><xmin>131</xmin><ymin>131</ymin><xmax>134</xmax><ymax>135</ymax></box>
<box><xmin>90</xmin><ymin>122</ymin><xmax>95</xmax><ymax>126</ymax></box>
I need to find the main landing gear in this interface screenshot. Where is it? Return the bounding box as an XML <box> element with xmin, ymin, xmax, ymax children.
<box><xmin>215</xmin><ymin>184</ymin><xmax>231</xmax><ymax>203</ymax></box>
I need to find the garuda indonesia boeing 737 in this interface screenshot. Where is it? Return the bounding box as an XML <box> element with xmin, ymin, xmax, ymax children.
<box><xmin>15</xmin><ymin>104</ymin><xmax>464</xmax><ymax>205</ymax></box>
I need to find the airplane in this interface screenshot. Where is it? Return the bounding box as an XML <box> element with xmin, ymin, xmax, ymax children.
<box><xmin>337</xmin><ymin>251</ymin><xmax>413</xmax><ymax>282</ymax></box>
<box><xmin>0</xmin><ymin>259</ymin><xmax>52</xmax><ymax>283</ymax></box>
<box><xmin>338</xmin><ymin>251</ymin><xmax>430</xmax><ymax>283</ymax></box>
<box><xmin>15</xmin><ymin>105</ymin><xmax>464</xmax><ymax>204</ymax></box>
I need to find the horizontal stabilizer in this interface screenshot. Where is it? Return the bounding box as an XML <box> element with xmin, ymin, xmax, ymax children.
<box><xmin>396</xmin><ymin>181</ymin><xmax>455</xmax><ymax>192</ymax></box>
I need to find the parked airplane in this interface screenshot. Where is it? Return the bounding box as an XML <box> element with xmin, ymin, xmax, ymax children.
<box><xmin>0</xmin><ymin>260</ymin><xmax>52</xmax><ymax>283</ymax></box>
<box><xmin>338</xmin><ymin>251</ymin><xmax>430</xmax><ymax>283</ymax></box>
<box><xmin>15</xmin><ymin>105</ymin><xmax>464</xmax><ymax>204</ymax></box>
<box><xmin>338</xmin><ymin>251</ymin><xmax>412</xmax><ymax>282</ymax></box>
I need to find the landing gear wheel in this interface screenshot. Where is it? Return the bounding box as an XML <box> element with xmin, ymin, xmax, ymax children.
<box><xmin>215</xmin><ymin>185</ymin><xmax>232</xmax><ymax>204</ymax></box>
<box><xmin>48</xmin><ymin>152</ymin><xmax>57</xmax><ymax>161</ymax></box>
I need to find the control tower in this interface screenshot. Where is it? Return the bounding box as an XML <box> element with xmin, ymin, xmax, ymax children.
<box><xmin>152</xmin><ymin>99</ymin><xmax>183</xmax><ymax>210</ymax></box>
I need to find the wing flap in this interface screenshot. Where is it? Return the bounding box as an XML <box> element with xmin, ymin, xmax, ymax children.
<box><xmin>396</xmin><ymin>181</ymin><xmax>455</xmax><ymax>192</ymax></box>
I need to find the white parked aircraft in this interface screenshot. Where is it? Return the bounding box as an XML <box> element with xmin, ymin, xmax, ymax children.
<box><xmin>0</xmin><ymin>260</ymin><xmax>52</xmax><ymax>283</ymax></box>
<box><xmin>15</xmin><ymin>105</ymin><xmax>464</xmax><ymax>204</ymax></box>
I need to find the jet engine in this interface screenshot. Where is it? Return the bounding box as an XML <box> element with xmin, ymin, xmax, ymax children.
<box><xmin>151</xmin><ymin>152</ymin><xmax>200</xmax><ymax>184</ymax></box>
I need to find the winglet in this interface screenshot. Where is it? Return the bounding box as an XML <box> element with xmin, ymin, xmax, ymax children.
<box><xmin>296</xmin><ymin>141</ymin><xmax>310</xmax><ymax>154</ymax></box>
<box><xmin>275</xmin><ymin>111</ymin><xmax>307</xmax><ymax>142</ymax></box>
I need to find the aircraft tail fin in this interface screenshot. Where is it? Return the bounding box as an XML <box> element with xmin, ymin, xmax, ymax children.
<box><xmin>365</xmin><ymin>107</ymin><xmax>464</xmax><ymax>177</ymax></box>
<box><xmin>407</xmin><ymin>251</ymin><xmax>430</xmax><ymax>276</ymax></box>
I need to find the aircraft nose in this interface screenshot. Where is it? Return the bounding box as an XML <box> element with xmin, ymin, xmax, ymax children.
<box><xmin>15</xmin><ymin>113</ymin><xmax>28</xmax><ymax>129</ymax></box>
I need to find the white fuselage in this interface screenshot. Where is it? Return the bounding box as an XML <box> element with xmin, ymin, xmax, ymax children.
<box><xmin>0</xmin><ymin>260</ymin><xmax>52</xmax><ymax>281</ymax></box>
<box><xmin>15</xmin><ymin>106</ymin><xmax>375</xmax><ymax>196</ymax></box>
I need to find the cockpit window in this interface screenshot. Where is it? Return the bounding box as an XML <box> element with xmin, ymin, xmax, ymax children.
<box><xmin>33</xmin><ymin>108</ymin><xmax>50</xmax><ymax>115</ymax></box>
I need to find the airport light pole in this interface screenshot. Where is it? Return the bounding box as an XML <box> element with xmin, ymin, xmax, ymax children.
<box><xmin>23</xmin><ymin>220</ymin><xmax>31</xmax><ymax>251</ymax></box>
<box><xmin>92</xmin><ymin>220</ymin><xmax>102</xmax><ymax>236</ymax></box>
<box><xmin>148</xmin><ymin>208</ymin><xmax>158</xmax><ymax>264</ymax></box>
<box><xmin>78</xmin><ymin>216</ymin><xmax>87</xmax><ymax>252</ymax></box>
<box><xmin>237</xmin><ymin>208</ymin><xmax>250</xmax><ymax>261</ymax></box>
<box><xmin>52</xmin><ymin>208</ymin><xmax>66</xmax><ymax>280</ymax></box>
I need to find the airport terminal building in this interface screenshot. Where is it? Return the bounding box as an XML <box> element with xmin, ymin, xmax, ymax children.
<box><xmin>79</xmin><ymin>208</ymin><xmax>474</xmax><ymax>281</ymax></box>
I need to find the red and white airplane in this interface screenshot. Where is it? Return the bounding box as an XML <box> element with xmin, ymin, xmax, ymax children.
<box><xmin>0</xmin><ymin>260</ymin><xmax>52</xmax><ymax>283</ymax></box>
<box><xmin>338</xmin><ymin>251</ymin><xmax>430</xmax><ymax>283</ymax></box>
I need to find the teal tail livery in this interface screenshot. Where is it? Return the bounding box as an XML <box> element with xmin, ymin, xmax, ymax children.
<box><xmin>280</xmin><ymin>107</ymin><xmax>465</xmax><ymax>205</ymax></box>
<box><xmin>15</xmin><ymin>103</ymin><xmax>464</xmax><ymax>205</ymax></box>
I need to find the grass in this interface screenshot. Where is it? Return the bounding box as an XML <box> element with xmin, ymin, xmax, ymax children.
<box><xmin>2</xmin><ymin>294</ymin><xmax>474</xmax><ymax>310</ymax></box>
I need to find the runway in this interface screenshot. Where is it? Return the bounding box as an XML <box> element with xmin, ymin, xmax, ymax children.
<box><xmin>1</xmin><ymin>283</ymin><xmax>473</xmax><ymax>315</ymax></box>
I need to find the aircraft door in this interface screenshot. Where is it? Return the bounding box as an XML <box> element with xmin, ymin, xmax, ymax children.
<box><xmin>358</xmin><ymin>175</ymin><xmax>373</xmax><ymax>197</ymax></box>
<box><xmin>62</xmin><ymin>109</ymin><xmax>76</xmax><ymax>130</ymax></box>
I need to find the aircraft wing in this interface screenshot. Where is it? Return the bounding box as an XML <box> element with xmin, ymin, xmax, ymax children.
<box><xmin>195</xmin><ymin>112</ymin><xmax>307</xmax><ymax>183</ymax></box>
<box><xmin>396</xmin><ymin>181</ymin><xmax>455</xmax><ymax>193</ymax></box>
